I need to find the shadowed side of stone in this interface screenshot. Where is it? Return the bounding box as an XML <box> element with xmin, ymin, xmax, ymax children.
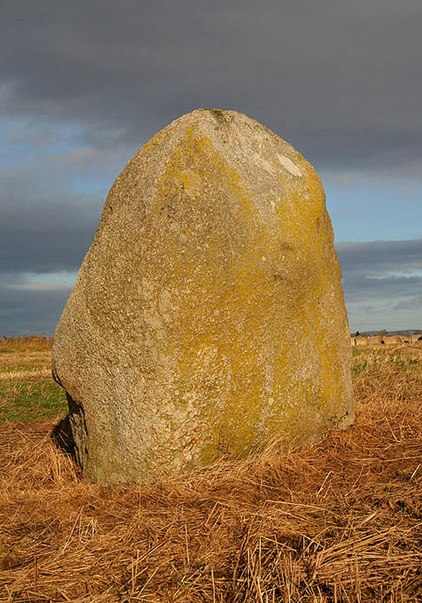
<box><xmin>52</xmin><ymin>108</ymin><xmax>353</xmax><ymax>485</ymax></box>
<box><xmin>51</xmin><ymin>396</ymin><xmax>87</xmax><ymax>468</ymax></box>
<box><xmin>66</xmin><ymin>394</ymin><xmax>88</xmax><ymax>469</ymax></box>
<box><xmin>51</xmin><ymin>415</ymin><xmax>75</xmax><ymax>457</ymax></box>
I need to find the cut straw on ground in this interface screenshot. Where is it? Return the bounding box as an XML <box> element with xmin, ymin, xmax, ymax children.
<box><xmin>0</xmin><ymin>341</ymin><xmax>421</xmax><ymax>602</ymax></box>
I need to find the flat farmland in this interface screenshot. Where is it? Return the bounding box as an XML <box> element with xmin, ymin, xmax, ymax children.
<box><xmin>0</xmin><ymin>337</ymin><xmax>421</xmax><ymax>602</ymax></box>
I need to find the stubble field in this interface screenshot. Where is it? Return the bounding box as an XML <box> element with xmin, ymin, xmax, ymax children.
<box><xmin>0</xmin><ymin>337</ymin><xmax>421</xmax><ymax>602</ymax></box>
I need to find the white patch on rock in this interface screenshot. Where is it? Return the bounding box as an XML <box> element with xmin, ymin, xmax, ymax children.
<box><xmin>277</xmin><ymin>154</ymin><xmax>302</xmax><ymax>177</ymax></box>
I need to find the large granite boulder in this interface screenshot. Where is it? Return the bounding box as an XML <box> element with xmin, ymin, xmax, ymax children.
<box><xmin>52</xmin><ymin>109</ymin><xmax>353</xmax><ymax>485</ymax></box>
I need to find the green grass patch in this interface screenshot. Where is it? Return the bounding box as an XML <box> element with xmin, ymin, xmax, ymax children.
<box><xmin>0</xmin><ymin>378</ymin><xmax>67</xmax><ymax>424</ymax></box>
<box><xmin>0</xmin><ymin>337</ymin><xmax>66</xmax><ymax>423</ymax></box>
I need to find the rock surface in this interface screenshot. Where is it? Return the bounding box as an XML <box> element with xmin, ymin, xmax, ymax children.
<box><xmin>52</xmin><ymin>109</ymin><xmax>353</xmax><ymax>485</ymax></box>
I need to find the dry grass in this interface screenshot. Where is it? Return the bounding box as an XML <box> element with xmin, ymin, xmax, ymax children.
<box><xmin>0</xmin><ymin>338</ymin><xmax>66</xmax><ymax>424</ymax></box>
<box><xmin>0</xmin><ymin>342</ymin><xmax>421</xmax><ymax>602</ymax></box>
<box><xmin>0</xmin><ymin>336</ymin><xmax>53</xmax><ymax>353</ymax></box>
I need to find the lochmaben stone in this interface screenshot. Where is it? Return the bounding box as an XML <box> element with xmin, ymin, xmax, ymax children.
<box><xmin>52</xmin><ymin>109</ymin><xmax>354</xmax><ymax>485</ymax></box>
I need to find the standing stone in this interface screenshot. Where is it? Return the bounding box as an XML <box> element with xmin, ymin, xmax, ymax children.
<box><xmin>52</xmin><ymin>109</ymin><xmax>353</xmax><ymax>486</ymax></box>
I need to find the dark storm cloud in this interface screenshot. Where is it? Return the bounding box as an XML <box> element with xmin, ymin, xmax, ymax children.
<box><xmin>1</xmin><ymin>1</ymin><xmax>422</xmax><ymax>334</ymax></box>
<box><xmin>0</xmin><ymin>139</ymin><xmax>130</xmax><ymax>273</ymax></box>
<box><xmin>337</xmin><ymin>239</ymin><xmax>422</xmax><ymax>302</ymax></box>
<box><xmin>1</xmin><ymin>177</ymin><xmax>99</xmax><ymax>273</ymax></box>
<box><xmin>394</xmin><ymin>296</ymin><xmax>422</xmax><ymax>310</ymax></box>
<box><xmin>1</xmin><ymin>0</ymin><xmax>421</xmax><ymax>169</ymax></box>
<box><xmin>0</xmin><ymin>199</ymin><xmax>95</xmax><ymax>273</ymax></box>
<box><xmin>337</xmin><ymin>239</ymin><xmax>422</xmax><ymax>275</ymax></box>
<box><xmin>344</xmin><ymin>274</ymin><xmax>422</xmax><ymax>302</ymax></box>
<box><xmin>0</xmin><ymin>282</ymin><xmax>71</xmax><ymax>336</ymax></box>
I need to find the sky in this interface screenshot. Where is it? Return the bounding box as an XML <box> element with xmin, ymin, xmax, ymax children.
<box><xmin>1</xmin><ymin>0</ymin><xmax>421</xmax><ymax>335</ymax></box>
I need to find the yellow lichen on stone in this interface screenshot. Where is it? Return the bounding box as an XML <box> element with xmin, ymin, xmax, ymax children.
<box><xmin>52</xmin><ymin>109</ymin><xmax>353</xmax><ymax>485</ymax></box>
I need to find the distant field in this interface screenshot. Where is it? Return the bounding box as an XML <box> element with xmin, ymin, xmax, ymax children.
<box><xmin>0</xmin><ymin>337</ymin><xmax>421</xmax><ymax>601</ymax></box>
<box><xmin>0</xmin><ymin>336</ymin><xmax>67</xmax><ymax>424</ymax></box>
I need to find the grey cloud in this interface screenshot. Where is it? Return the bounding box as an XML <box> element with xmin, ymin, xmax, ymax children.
<box><xmin>337</xmin><ymin>240</ymin><xmax>422</xmax><ymax>275</ymax></box>
<box><xmin>0</xmin><ymin>282</ymin><xmax>71</xmax><ymax>336</ymax></box>
<box><xmin>336</xmin><ymin>239</ymin><xmax>422</xmax><ymax>307</ymax></box>
<box><xmin>343</xmin><ymin>274</ymin><xmax>422</xmax><ymax>303</ymax></box>
<box><xmin>1</xmin><ymin>0</ymin><xmax>421</xmax><ymax>170</ymax></box>
<box><xmin>1</xmin><ymin>189</ymin><xmax>98</xmax><ymax>273</ymax></box>
<box><xmin>394</xmin><ymin>296</ymin><xmax>422</xmax><ymax>311</ymax></box>
<box><xmin>338</xmin><ymin>239</ymin><xmax>422</xmax><ymax>331</ymax></box>
<box><xmin>1</xmin><ymin>0</ymin><xmax>422</xmax><ymax>334</ymax></box>
<box><xmin>355</xmin><ymin>305</ymin><xmax>378</xmax><ymax>314</ymax></box>
<box><xmin>2</xmin><ymin>141</ymin><xmax>131</xmax><ymax>189</ymax></box>
<box><xmin>0</xmin><ymin>144</ymin><xmax>132</xmax><ymax>273</ymax></box>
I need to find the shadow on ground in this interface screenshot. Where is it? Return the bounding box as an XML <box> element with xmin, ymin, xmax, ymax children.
<box><xmin>51</xmin><ymin>414</ymin><xmax>75</xmax><ymax>457</ymax></box>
